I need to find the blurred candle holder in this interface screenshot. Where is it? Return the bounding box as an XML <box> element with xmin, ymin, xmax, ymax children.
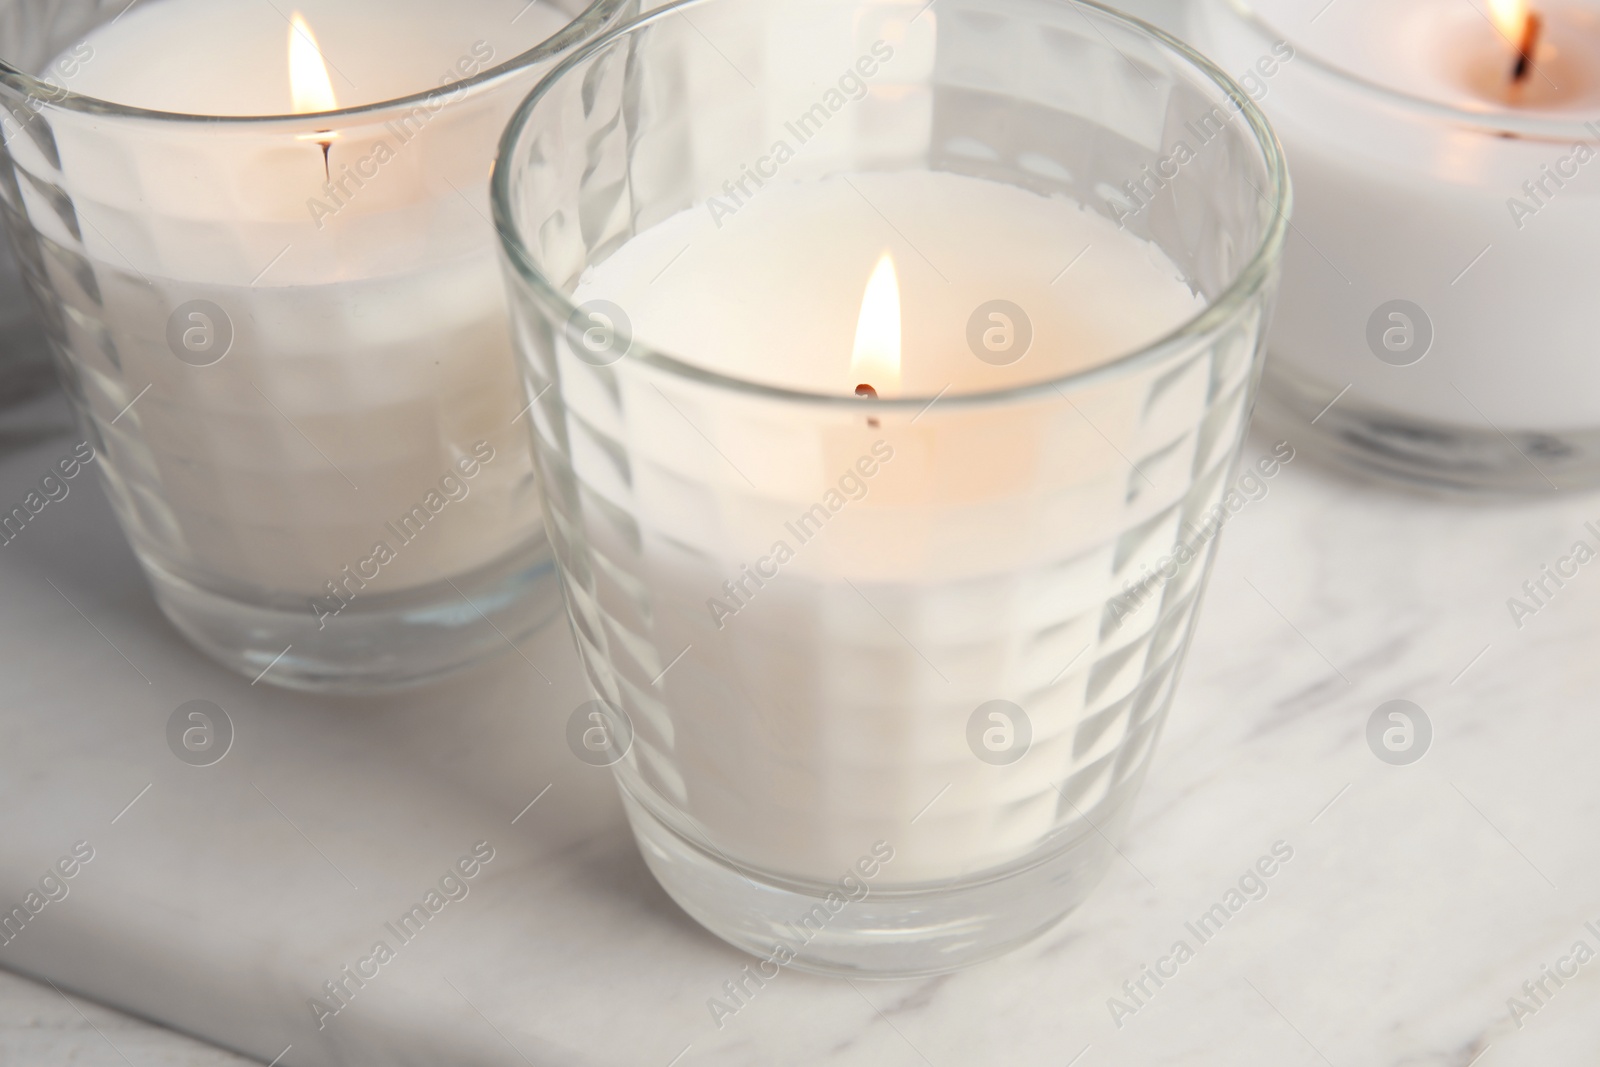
<box><xmin>496</xmin><ymin>0</ymin><xmax>1287</xmax><ymax>976</ymax></box>
<box><xmin>1195</xmin><ymin>0</ymin><xmax>1600</xmax><ymax>493</ymax></box>
<box><xmin>0</xmin><ymin>0</ymin><xmax>629</xmax><ymax>690</ymax></box>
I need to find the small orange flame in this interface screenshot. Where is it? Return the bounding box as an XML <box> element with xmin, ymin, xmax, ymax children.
<box><xmin>289</xmin><ymin>13</ymin><xmax>337</xmax><ymax>114</ymax></box>
<box><xmin>1488</xmin><ymin>0</ymin><xmax>1531</xmax><ymax>42</ymax></box>
<box><xmin>850</xmin><ymin>253</ymin><xmax>901</xmax><ymax>397</ymax></box>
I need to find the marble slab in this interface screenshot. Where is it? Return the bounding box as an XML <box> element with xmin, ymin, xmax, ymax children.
<box><xmin>0</xmin><ymin>968</ymin><xmax>256</xmax><ymax>1066</ymax></box>
<box><xmin>6</xmin><ymin>363</ymin><xmax>1600</xmax><ymax>1067</ymax></box>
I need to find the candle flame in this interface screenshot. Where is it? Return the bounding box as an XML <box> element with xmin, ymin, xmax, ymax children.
<box><xmin>289</xmin><ymin>12</ymin><xmax>338</xmax><ymax>114</ymax></box>
<box><xmin>850</xmin><ymin>253</ymin><xmax>901</xmax><ymax>396</ymax></box>
<box><xmin>1488</xmin><ymin>0</ymin><xmax>1531</xmax><ymax>42</ymax></box>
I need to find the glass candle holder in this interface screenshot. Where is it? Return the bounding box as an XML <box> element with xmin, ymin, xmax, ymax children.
<box><xmin>497</xmin><ymin>0</ymin><xmax>1287</xmax><ymax>975</ymax></box>
<box><xmin>0</xmin><ymin>0</ymin><xmax>629</xmax><ymax>691</ymax></box>
<box><xmin>1193</xmin><ymin>0</ymin><xmax>1600</xmax><ymax>493</ymax></box>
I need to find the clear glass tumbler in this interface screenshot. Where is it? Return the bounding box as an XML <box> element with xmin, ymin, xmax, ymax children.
<box><xmin>0</xmin><ymin>0</ymin><xmax>628</xmax><ymax>690</ymax></box>
<box><xmin>497</xmin><ymin>0</ymin><xmax>1287</xmax><ymax>975</ymax></box>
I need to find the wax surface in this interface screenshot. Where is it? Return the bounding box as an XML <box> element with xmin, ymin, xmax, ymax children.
<box><xmin>58</xmin><ymin>0</ymin><xmax>573</xmax><ymax>113</ymax></box>
<box><xmin>571</xmin><ymin>171</ymin><xmax>1207</xmax><ymax>398</ymax></box>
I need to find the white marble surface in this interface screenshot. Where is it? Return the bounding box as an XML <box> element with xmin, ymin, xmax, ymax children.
<box><xmin>8</xmin><ymin>373</ymin><xmax>1600</xmax><ymax>1067</ymax></box>
<box><xmin>0</xmin><ymin>968</ymin><xmax>255</xmax><ymax>1066</ymax></box>
<box><xmin>7</xmin><ymin>2</ymin><xmax>1600</xmax><ymax>1063</ymax></box>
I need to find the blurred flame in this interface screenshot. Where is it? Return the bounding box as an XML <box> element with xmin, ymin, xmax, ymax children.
<box><xmin>850</xmin><ymin>253</ymin><xmax>901</xmax><ymax>395</ymax></box>
<box><xmin>1488</xmin><ymin>0</ymin><xmax>1531</xmax><ymax>41</ymax></box>
<box><xmin>289</xmin><ymin>12</ymin><xmax>337</xmax><ymax>114</ymax></box>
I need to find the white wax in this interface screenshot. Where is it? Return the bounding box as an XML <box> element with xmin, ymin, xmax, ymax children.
<box><xmin>568</xmin><ymin>172</ymin><xmax>1214</xmax><ymax>882</ymax></box>
<box><xmin>61</xmin><ymin>0</ymin><xmax>571</xmax><ymax>113</ymax></box>
<box><xmin>1194</xmin><ymin>0</ymin><xmax>1600</xmax><ymax>431</ymax></box>
<box><xmin>26</xmin><ymin>2</ymin><xmax>577</xmax><ymax>599</ymax></box>
<box><xmin>574</xmin><ymin>171</ymin><xmax>1205</xmax><ymax>397</ymax></box>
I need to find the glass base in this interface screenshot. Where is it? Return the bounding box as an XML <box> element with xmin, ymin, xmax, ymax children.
<box><xmin>1260</xmin><ymin>360</ymin><xmax>1600</xmax><ymax>494</ymax></box>
<box><xmin>618</xmin><ymin>786</ymin><xmax>1125</xmax><ymax>979</ymax></box>
<box><xmin>142</xmin><ymin>535</ymin><xmax>562</xmax><ymax>693</ymax></box>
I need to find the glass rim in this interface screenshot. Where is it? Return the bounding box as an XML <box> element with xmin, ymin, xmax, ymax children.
<box><xmin>492</xmin><ymin>0</ymin><xmax>1291</xmax><ymax>411</ymax></box>
<box><xmin>0</xmin><ymin>0</ymin><xmax>625</xmax><ymax>125</ymax></box>
<box><xmin>1215</xmin><ymin>0</ymin><xmax>1600</xmax><ymax>139</ymax></box>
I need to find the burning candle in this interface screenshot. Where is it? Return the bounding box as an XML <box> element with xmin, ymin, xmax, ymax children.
<box><xmin>0</xmin><ymin>0</ymin><xmax>624</xmax><ymax>687</ymax></box>
<box><xmin>851</xmin><ymin>253</ymin><xmax>901</xmax><ymax>401</ymax></box>
<box><xmin>1192</xmin><ymin>0</ymin><xmax>1600</xmax><ymax>491</ymax></box>
<box><xmin>1499</xmin><ymin>0</ymin><xmax>1546</xmax><ymax>85</ymax></box>
<box><xmin>558</xmin><ymin>169</ymin><xmax>1211</xmax><ymax>877</ymax></box>
<box><xmin>565</xmin><ymin>168</ymin><xmax>1212</xmax><ymax>590</ymax></box>
<box><xmin>1252</xmin><ymin>0</ymin><xmax>1600</xmax><ymax>109</ymax></box>
<box><xmin>497</xmin><ymin>0</ymin><xmax>1288</xmax><ymax>974</ymax></box>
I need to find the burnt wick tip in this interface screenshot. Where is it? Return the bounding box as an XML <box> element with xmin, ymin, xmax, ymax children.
<box><xmin>855</xmin><ymin>383</ymin><xmax>878</xmax><ymax>399</ymax></box>
<box><xmin>1513</xmin><ymin>12</ymin><xmax>1543</xmax><ymax>84</ymax></box>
